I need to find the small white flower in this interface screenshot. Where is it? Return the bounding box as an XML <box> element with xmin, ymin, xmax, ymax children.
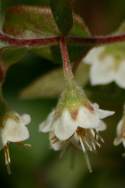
<box><xmin>84</xmin><ymin>46</ymin><xmax>125</xmax><ymax>88</ymax></box>
<box><xmin>0</xmin><ymin>111</ymin><xmax>31</xmax><ymax>173</ymax></box>
<box><xmin>39</xmin><ymin>81</ymin><xmax>114</xmax><ymax>172</ymax></box>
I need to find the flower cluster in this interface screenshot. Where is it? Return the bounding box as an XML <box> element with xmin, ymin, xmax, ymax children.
<box><xmin>39</xmin><ymin>80</ymin><xmax>114</xmax><ymax>171</ymax></box>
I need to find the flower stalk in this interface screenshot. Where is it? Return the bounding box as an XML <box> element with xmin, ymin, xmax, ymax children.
<box><xmin>59</xmin><ymin>37</ymin><xmax>74</xmax><ymax>81</ymax></box>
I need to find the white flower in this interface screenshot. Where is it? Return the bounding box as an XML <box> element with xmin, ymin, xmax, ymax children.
<box><xmin>39</xmin><ymin>103</ymin><xmax>114</xmax><ymax>144</ymax></box>
<box><xmin>114</xmin><ymin>115</ymin><xmax>125</xmax><ymax>147</ymax></box>
<box><xmin>0</xmin><ymin>111</ymin><xmax>31</xmax><ymax>172</ymax></box>
<box><xmin>84</xmin><ymin>46</ymin><xmax>125</xmax><ymax>88</ymax></box>
<box><xmin>39</xmin><ymin>81</ymin><xmax>114</xmax><ymax>171</ymax></box>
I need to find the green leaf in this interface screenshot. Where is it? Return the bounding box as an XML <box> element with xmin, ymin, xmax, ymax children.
<box><xmin>49</xmin><ymin>0</ymin><xmax>73</xmax><ymax>34</ymax></box>
<box><xmin>51</xmin><ymin>14</ymin><xmax>91</xmax><ymax>63</ymax></box>
<box><xmin>0</xmin><ymin>47</ymin><xmax>27</xmax><ymax>66</ymax></box>
<box><xmin>20</xmin><ymin>63</ymin><xmax>90</xmax><ymax>98</ymax></box>
<box><xmin>3</xmin><ymin>5</ymin><xmax>60</xmax><ymax>37</ymax></box>
<box><xmin>2</xmin><ymin>6</ymin><xmax>91</xmax><ymax>64</ymax></box>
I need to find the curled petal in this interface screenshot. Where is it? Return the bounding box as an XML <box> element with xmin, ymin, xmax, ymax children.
<box><xmin>115</xmin><ymin>61</ymin><xmax>125</xmax><ymax>88</ymax></box>
<box><xmin>49</xmin><ymin>132</ymin><xmax>63</xmax><ymax>151</ymax></box>
<box><xmin>116</xmin><ymin>119</ymin><xmax>124</xmax><ymax>137</ymax></box>
<box><xmin>21</xmin><ymin>114</ymin><xmax>31</xmax><ymax>125</ymax></box>
<box><xmin>54</xmin><ymin>110</ymin><xmax>77</xmax><ymax>141</ymax></box>
<box><xmin>114</xmin><ymin>137</ymin><xmax>122</xmax><ymax>146</ymax></box>
<box><xmin>39</xmin><ymin>110</ymin><xmax>55</xmax><ymax>133</ymax></box>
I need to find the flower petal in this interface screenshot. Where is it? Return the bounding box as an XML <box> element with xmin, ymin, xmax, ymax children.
<box><xmin>77</xmin><ymin>107</ymin><xmax>100</xmax><ymax>129</ymax></box>
<box><xmin>1</xmin><ymin>118</ymin><xmax>30</xmax><ymax>145</ymax></box>
<box><xmin>95</xmin><ymin>121</ymin><xmax>107</xmax><ymax>131</ymax></box>
<box><xmin>21</xmin><ymin>114</ymin><xmax>31</xmax><ymax>125</ymax></box>
<box><xmin>115</xmin><ymin>61</ymin><xmax>125</xmax><ymax>88</ymax></box>
<box><xmin>93</xmin><ymin>103</ymin><xmax>115</xmax><ymax>119</ymax></box>
<box><xmin>116</xmin><ymin>119</ymin><xmax>123</xmax><ymax>137</ymax></box>
<box><xmin>49</xmin><ymin>132</ymin><xmax>63</xmax><ymax>151</ymax></box>
<box><xmin>39</xmin><ymin>110</ymin><xmax>55</xmax><ymax>133</ymax></box>
<box><xmin>84</xmin><ymin>47</ymin><xmax>105</xmax><ymax>64</ymax></box>
<box><xmin>54</xmin><ymin>110</ymin><xmax>77</xmax><ymax>141</ymax></box>
<box><xmin>113</xmin><ymin>137</ymin><xmax>122</xmax><ymax>146</ymax></box>
<box><xmin>89</xmin><ymin>56</ymin><xmax>115</xmax><ymax>85</ymax></box>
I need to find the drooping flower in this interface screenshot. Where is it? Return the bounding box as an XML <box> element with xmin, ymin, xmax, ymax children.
<box><xmin>84</xmin><ymin>44</ymin><xmax>125</xmax><ymax>88</ymax></box>
<box><xmin>114</xmin><ymin>107</ymin><xmax>125</xmax><ymax>147</ymax></box>
<box><xmin>39</xmin><ymin>80</ymin><xmax>114</xmax><ymax>172</ymax></box>
<box><xmin>0</xmin><ymin>111</ymin><xmax>31</xmax><ymax>173</ymax></box>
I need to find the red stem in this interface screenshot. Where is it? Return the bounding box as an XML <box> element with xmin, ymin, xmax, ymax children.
<box><xmin>0</xmin><ymin>33</ymin><xmax>60</xmax><ymax>46</ymax></box>
<box><xmin>1</xmin><ymin>32</ymin><xmax>125</xmax><ymax>46</ymax></box>
<box><xmin>67</xmin><ymin>34</ymin><xmax>125</xmax><ymax>45</ymax></box>
<box><xmin>59</xmin><ymin>37</ymin><xmax>74</xmax><ymax>80</ymax></box>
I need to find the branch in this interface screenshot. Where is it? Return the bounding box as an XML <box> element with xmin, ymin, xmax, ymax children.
<box><xmin>0</xmin><ymin>33</ymin><xmax>60</xmax><ymax>46</ymax></box>
<box><xmin>1</xmin><ymin>32</ymin><xmax>125</xmax><ymax>46</ymax></box>
<box><xmin>67</xmin><ymin>34</ymin><xmax>125</xmax><ymax>45</ymax></box>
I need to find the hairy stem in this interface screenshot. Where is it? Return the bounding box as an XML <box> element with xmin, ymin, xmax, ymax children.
<box><xmin>59</xmin><ymin>37</ymin><xmax>74</xmax><ymax>81</ymax></box>
<box><xmin>1</xmin><ymin>32</ymin><xmax>125</xmax><ymax>46</ymax></box>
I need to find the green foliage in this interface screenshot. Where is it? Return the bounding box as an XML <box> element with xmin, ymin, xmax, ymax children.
<box><xmin>20</xmin><ymin>63</ymin><xmax>90</xmax><ymax>98</ymax></box>
<box><xmin>1</xmin><ymin>5</ymin><xmax>91</xmax><ymax>65</ymax></box>
<box><xmin>49</xmin><ymin>0</ymin><xmax>73</xmax><ymax>35</ymax></box>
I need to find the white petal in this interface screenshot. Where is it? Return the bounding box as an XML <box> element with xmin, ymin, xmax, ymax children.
<box><xmin>39</xmin><ymin>110</ymin><xmax>55</xmax><ymax>133</ymax></box>
<box><xmin>95</xmin><ymin>121</ymin><xmax>107</xmax><ymax>131</ymax></box>
<box><xmin>116</xmin><ymin>119</ymin><xmax>124</xmax><ymax>137</ymax></box>
<box><xmin>21</xmin><ymin>114</ymin><xmax>31</xmax><ymax>125</ymax></box>
<box><xmin>54</xmin><ymin>110</ymin><xmax>77</xmax><ymax>141</ymax></box>
<box><xmin>115</xmin><ymin>61</ymin><xmax>125</xmax><ymax>88</ymax></box>
<box><xmin>1</xmin><ymin>118</ymin><xmax>30</xmax><ymax>145</ymax></box>
<box><xmin>0</xmin><ymin>129</ymin><xmax>4</xmax><ymax>150</ymax></box>
<box><xmin>122</xmin><ymin>140</ymin><xmax>125</xmax><ymax>147</ymax></box>
<box><xmin>113</xmin><ymin>137</ymin><xmax>122</xmax><ymax>146</ymax></box>
<box><xmin>84</xmin><ymin>47</ymin><xmax>105</xmax><ymax>64</ymax></box>
<box><xmin>98</xmin><ymin>109</ymin><xmax>115</xmax><ymax>119</ymax></box>
<box><xmin>90</xmin><ymin>56</ymin><xmax>115</xmax><ymax>85</ymax></box>
<box><xmin>49</xmin><ymin>132</ymin><xmax>63</xmax><ymax>151</ymax></box>
<box><xmin>77</xmin><ymin>107</ymin><xmax>100</xmax><ymax>129</ymax></box>
<box><xmin>93</xmin><ymin>103</ymin><xmax>115</xmax><ymax>119</ymax></box>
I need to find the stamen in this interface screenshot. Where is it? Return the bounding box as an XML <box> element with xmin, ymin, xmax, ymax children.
<box><xmin>79</xmin><ymin>136</ymin><xmax>93</xmax><ymax>173</ymax></box>
<box><xmin>4</xmin><ymin>145</ymin><xmax>11</xmax><ymax>175</ymax></box>
<box><xmin>16</xmin><ymin>142</ymin><xmax>32</xmax><ymax>148</ymax></box>
<box><xmin>95</xmin><ymin>142</ymin><xmax>101</xmax><ymax>148</ymax></box>
<box><xmin>92</xmin><ymin>143</ymin><xmax>96</xmax><ymax>151</ymax></box>
<box><xmin>84</xmin><ymin>139</ymin><xmax>93</xmax><ymax>151</ymax></box>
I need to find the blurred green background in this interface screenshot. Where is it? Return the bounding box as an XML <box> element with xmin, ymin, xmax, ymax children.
<box><xmin>1</xmin><ymin>0</ymin><xmax>125</xmax><ymax>188</ymax></box>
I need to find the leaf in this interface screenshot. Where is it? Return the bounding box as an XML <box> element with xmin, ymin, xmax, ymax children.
<box><xmin>2</xmin><ymin>6</ymin><xmax>91</xmax><ymax>64</ymax></box>
<box><xmin>0</xmin><ymin>47</ymin><xmax>28</xmax><ymax>66</ymax></box>
<box><xmin>51</xmin><ymin>14</ymin><xmax>91</xmax><ymax>63</ymax></box>
<box><xmin>3</xmin><ymin>5</ymin><xmax>60</xmax><ymax>38</ymax></box>
<box><xmin>49</xmin><ymin>0</ymin><xmax>73</xmax><ymax>34</ymax></box>
<box><xmin>20</xmin><ymin>63</ymin><xmax>90</xmax><ymax>98</ymax></box>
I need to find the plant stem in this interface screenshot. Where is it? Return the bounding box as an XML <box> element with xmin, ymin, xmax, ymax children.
<box><xmin>0</xmin><ymin>33</ymin><xmax>60</xmax><ymax>46</ymax></box>
<box><xmin>67</xmin><ymin>34</ymin><xmax>125</xmax><ymax>45</ymax></box>
<box><xmin>1</xmin><ymin>32</ymin><xmax>125</xmax><ymax>46</ymax></box>
<box><xmin>59</xmin><ymin>37</ymin><xmax>74</xmax><ymax>81</ymax></box>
